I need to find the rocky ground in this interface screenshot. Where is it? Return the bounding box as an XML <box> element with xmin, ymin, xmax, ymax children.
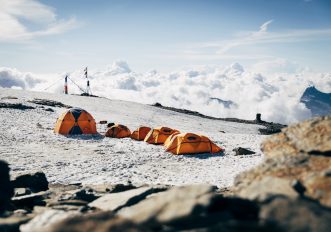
<box><xmin>0</xmin><ymin>115</ymin><xmax>330</xmax><ymax>232</ymax></box>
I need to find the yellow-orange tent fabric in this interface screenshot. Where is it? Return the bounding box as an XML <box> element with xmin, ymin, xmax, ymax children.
<box><xmin>131</xmin><ymin>126</ymin><xmax>151</xmax><ymax>141</ymax></box>
<box><xmin>105</xmin><ymin>124</ymin><xmax>131</xmax><ymax>138</ymax></box>
<box><xmin>144</xmin><ymin>127</ymin><xmax>180</xmax><ymax>145</ymax></box>
<box><xmin>164</xmin><ymin>131</ymin><xmax>180</xmax><ymax>147</ymax></box>
<box><xmin>54</xmin><ymin>108</ymin><xmax>97</xmax><ymax>135</ymax></box>
<box><xmin>164</xmin><ymin>132</ymin><xmax>223</xmax><ymax>155</ymax></box>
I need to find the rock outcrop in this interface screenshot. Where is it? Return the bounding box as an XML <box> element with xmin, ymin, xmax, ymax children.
<box><xmin>234</xmin><ymin>116</ymin><xmax>331</xmax><ymax>208</ymax></box>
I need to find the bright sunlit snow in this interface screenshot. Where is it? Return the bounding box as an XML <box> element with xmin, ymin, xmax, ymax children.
<box><xmin>0</xmin><ymin>88</ymin><xmax>265</xmax><ymax>188</ymax></box>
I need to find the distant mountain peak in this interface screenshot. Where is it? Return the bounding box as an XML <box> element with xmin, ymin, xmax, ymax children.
<box><xmin>300</xmin><ymin>86</ymin><xmax>331</xmax><ymax>117</ymax></box>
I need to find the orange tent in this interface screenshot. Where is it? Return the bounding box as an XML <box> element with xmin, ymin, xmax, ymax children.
<box><xmin>164</xmin><ymin>131</ymin><xmax>180</xmax><ymax>147</ymax></box>
<box><xmin>54</xmin><ymin>108</ymin><xmax>97</xmax><ymax>135</ymax></box>
<box><xmin>164</xmin><ymin>132</ymin><xmax>223</xmax><ymax>155</ymax></box>
<box><xmin>105</xmin><ymin>124</ymin><xmax>131</xmax><ymax>138</ymax></box>
<box><xmin>131</xmin><ymin>126</ymin><xmax>151</xmax><ymax>141</ymax></box>
<box><xmin>144</xmin><ymin>127</ymin><xmax>180</xmax><ymax>145</ymax></box>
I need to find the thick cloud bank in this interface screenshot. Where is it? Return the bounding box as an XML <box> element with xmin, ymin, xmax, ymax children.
<box><xmin>1</xmin><ymin>61</ymin><xmax>330</xmax><ymax>124</ymax></box>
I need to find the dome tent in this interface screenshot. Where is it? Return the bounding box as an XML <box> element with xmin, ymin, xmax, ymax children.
<box><xmin>54</xmin><ymin>108</ymin><xmax>97</xmax><ymax>135</ymax></box>
<box><xmin>164</xmin><ymin>132</ymin><xmax>223</xmax><ymax>155</ymax></box>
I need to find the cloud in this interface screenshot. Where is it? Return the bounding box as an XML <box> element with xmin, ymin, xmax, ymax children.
<box><xmin>0</xmin><ymin>0</ymin><xmax>79</xmax><ymax>42</ymax></box>
<box><xmin>184</xmin><ymin>20</ymin><xmax>331</xmax><ymax>59</ymax></box>
<box><xmin>1</xmin><ymin>60</ymin><xmax>330</xmax><ymax>125</ymax></box>
<box><xmin>258</xmin><ymin>20</ymin><xmax>273</xmax><ymax>33</ymax></box>
<box><xmin>0</xmin><ymin>67</ymin><xmax>43</xmax><ymax>89</ymax></box>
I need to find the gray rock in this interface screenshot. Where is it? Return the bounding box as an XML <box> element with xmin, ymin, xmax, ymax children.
<box><xmin>238</xmin><ymin>176</ymin><xmax>299</xmax><ymax>201</ymax></box>
<box><xmin>89</xmin><ymin>187</ymin><xmax>163</xmax><ymax>212</ymax></box>
<box><xmin>260</xmin><ymin>197</ymin><xmax>331</xmax><ymax>232</ymax></box>
<box><xmin>118</xmin><ymin>185</ymin><xmax>216</xmax><ymax>225</ymax></box>
<box><xmin>14</xmin><ymin>188</ymin><xmax>32</xmax><ymax>197</ymax></box>
<box><xmin>261</xmin><ymin>116</ymin><xmax>331</xmax><ymax>158</ymax></box>
<box><xmin>12</xmin><ymin>172</ymin><xmax>49</xmax><ymax>192</ymax></box>
<box><xmin>117</xmin><ymin>184</ymin><xmax>260</xmax><ymax>230</ymax></box>
<box><xmin>49</xmin><ymin>211</ymin><xmax>149</xmax><ymax>232</ymax></box>
<box><xmin>12</xmin><ymin>192</ymin><xmax>48</xmax><ymax>209</ymax></box>
<box><xmin>0</xmin><ymin>160</ymin><xmax>14</xmax><ymax>213</ymax></box>
<box><xmin>20</xmin><ymin>209</ymin><xmax>80</xmax><ymax>232</ymax></box>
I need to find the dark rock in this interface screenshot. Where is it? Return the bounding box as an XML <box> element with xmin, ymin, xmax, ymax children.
<box><xmin>291</xmin><ymin>180</ymin><xmax>306</xmax><ymax>196</ymax></box>
<box><xmin>72</xmin><ymin>188</ymin><xmax>99</xmax><ymax>202</ymax></box>
<box><xmin>233</xmin><ymin>147</ymin><xmax>255</xmax><ymax>156</ymax></box>
<box><xmin>1</xmin><ymin>96</ymin><xmax>18</xmax><ymax>100</ymax></box>
<box><xmin>108</xmin><ymin>183</ymin><xmax>137</xmax><ymax>193</ymax></box>
<box><xmin>0</xmin><ymin>160</ymin><xmax>14</xmax><ymax>214</ymax></box>
<box><xmin>153</xmin><ymin>102</ymin><xmax>162</xmax><ymax>107</ymax></box>
<box><xmin>28</xmin><ymin>98</ymin><xmax>72</xmax><ymax>108</ymax></box>
<box><xmin>0</xmin><ymin>103</ymin><xmax>35</xmax><ymax>110</ymax></box>
<box><xmin>12</xmin><ymin>172</ymin><xmax>49</xmax><ymax>192</ymax></box>
<box><xmin>260</xmin><ymin>197</ymin><xmax>331</xmax><ymax>232</ymax></box>
<box><xmin>45</xmin><ymin>108</ymin><xmax>54</xmax><ymax>112</ymax></box>
<box><xmin>49</xmin><ymin>211</ymin><xmax>149</xmax><ymax>232</ymax></box>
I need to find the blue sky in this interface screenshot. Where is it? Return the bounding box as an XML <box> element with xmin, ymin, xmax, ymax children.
<box><xmin>0</xmin><ymin>0</ymin><xmax>330</xmax><ymax>73</ymax></box>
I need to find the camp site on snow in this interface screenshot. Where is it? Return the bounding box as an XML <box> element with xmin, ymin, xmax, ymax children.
<box><xmin>54</xmin><ymin>107</ymin><xmax>224</xmax><ymax>155</ymax></box>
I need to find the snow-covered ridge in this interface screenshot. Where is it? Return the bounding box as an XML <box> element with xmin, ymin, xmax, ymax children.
<box><xmin>0</xmin><ymin>88</ymin><xmax>265</xmax><ymax>187</ymax></box>
<box><xmin>1</xmin><ymin>61</ymin><xmax>330</xmax><ymax>124</ymax></box>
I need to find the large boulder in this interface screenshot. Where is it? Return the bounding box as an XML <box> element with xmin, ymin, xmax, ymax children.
<box><xmin>0</xmin><ymin>160</ymin><xmax>14</xmax><ymax>213</ymax></box>
<box><xmin>261</xmin><ymin>115</ymin><xmax>331</xmax><ymax>158</ymax></box>
<box><xmin>118</xmin><ymin>184</ymin><xmax>259</xmax><ymax>230</ymax></box>
<box><xmin>234</xmin><ymin>116</ymin><xmax>331</xmax><ymax>208</ymax></box>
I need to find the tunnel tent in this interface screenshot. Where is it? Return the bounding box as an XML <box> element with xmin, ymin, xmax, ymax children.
<box><xmin>105</xmin><ymin>124</ymin><xmax>131</xmax><ymax>138</ymax></box>
<box><xmin>144</xmin><ymin>127</ymin><xmax>180</xmax><ymax>145</ymax></box>
<box><xmin>54</xmin><ymin>108</ymin><xmax>97</xmax><ymax>135</ymax></box>
<box><xmin>164</xmin><ymin>132</ymin><xmax>224</xmax><ymax>155</ymax></box>
<box><xmin>131</xmin><ymin>126</ymin><xmax>152</xmax><ymax>141</ymax></box>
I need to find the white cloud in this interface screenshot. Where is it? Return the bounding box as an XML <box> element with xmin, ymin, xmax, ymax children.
<box><xmin>1</xmin><ymin>60</ymin><xmax>330</xmax><ymax>125</ymax></box>
<box><xmin>184</xmin><ymin>20</ymin><xmax>331</xmax><ymax>59</ymax></box>
<box><xmin>259</xmin><ymin>20</ymin><xmax>273</xmax><ymax>33</ymax></box>
<box><xmin>0</xmin><ymin>0</ymin><xmax>79</xmax><ymax>42</ymax></box>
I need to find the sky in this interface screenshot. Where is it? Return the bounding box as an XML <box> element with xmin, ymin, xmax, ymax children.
<box><xmin>0</xmin><ymin>0</ymin><xmax>331</xmax><ymax>73</ymax></box>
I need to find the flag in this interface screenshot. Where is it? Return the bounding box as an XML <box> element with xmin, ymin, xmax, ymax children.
<box><xmin>84</xmin><ymin>67</ymin><xmax>87</xmax><ymax>78</ymax></box>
